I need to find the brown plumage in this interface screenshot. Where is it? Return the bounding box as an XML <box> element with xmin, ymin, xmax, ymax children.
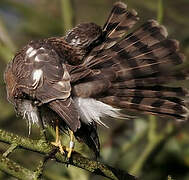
<box><xmin>4</xmin><ymin>2</ymin><xmax>188</xmax><ymax>157</ymax></box>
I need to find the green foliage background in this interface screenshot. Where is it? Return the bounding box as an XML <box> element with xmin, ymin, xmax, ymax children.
<box><xmin>0</xmin><ymin>0</ymin><xmax>189</xmax><ymax>179</ymax></box>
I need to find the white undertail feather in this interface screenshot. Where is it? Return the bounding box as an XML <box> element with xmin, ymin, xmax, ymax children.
<box><xmin>19</xmin><ymin>100</ymin><xmax>40</xmax><ymax>135</ymax></box>
<box><xmin>74</xmin><ymin>97</ymin><xmax>123</xmax><ymax>127</ymax></box>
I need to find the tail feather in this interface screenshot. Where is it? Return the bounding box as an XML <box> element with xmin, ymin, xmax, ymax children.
<box><xmin>99</xmin><ymin>96</ymin><xmax>188</xmax><ymax>120</ymax></box>
<box><xmin>108</xmin><ymin>87</ymin><xmax>188</xmax><ymax>99</ymax></box>
<box><xmin>112</xmin><ymin>72</ymin><xmax>187</xmax><ymax>88</ymax></box>
<box><xmin>110</xmin><ymin>39</ymin><xmax>180</xmax><ymax>63</ymax></box>
<box><xmin>127</xmin><ymin>39</ymin><xmax>179</xmax><ymax>60</ymax></box>
<box><xmin>112</xmin><ymin>20</ymin><xmax>168</xmax><ymax>53</ymax></box>
<box><xmin>102</xmin><ymin>2</ymin><xmax>139</xmax><ymax>48</ymax></box>
<box><xmin>85</xmin><ymin>51</ymin><xmax>184</xmax><ymax>82</ymax></box>
<box><xmin>84</xmin><ymin>2</ymin><xmax>138</xmax><ymax>64</ymax></box>
<box><xmin>85</xmin><ymin>35</ymin><xmax>183</xmax><ymax>78</ymax></box>
<box><xmin>103</xmin><ymin>2</ymin><xmax>128</xmax><ymax>33</ymax></box>
<box><xmin>85</xmin><ymin>39</ymin><xmax>184</xmax><ymax>81</ymax></box>
<box><xmin>115</xmin><ymin>52</ymin><xmax>184</xmax><ymax>80</ymax></box>
<box><xmin>104</xmin><ymin>9</ymin><xmax>139</xmax><ymax>48</ymax></box>
<box><xmin>84</xmin><ymin>20</ymin><xmax>167</xmax><ymax>67</ymax></box>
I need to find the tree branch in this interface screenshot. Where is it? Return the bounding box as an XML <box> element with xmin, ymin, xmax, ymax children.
<box><xmin>0</xmin><ymin>155</ymin><xmax>36</xmax><ymax>180</ymax></box>
<box><xmin>0</xmin><ymin>129</ymin><xmax>138</xmax><ymax>180</ymax></box>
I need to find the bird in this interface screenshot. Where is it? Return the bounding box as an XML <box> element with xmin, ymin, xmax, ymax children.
<box><xmin>4</xmin><ymin>2</ymin><xmax>189</xmax><ymax>158</ymax></box>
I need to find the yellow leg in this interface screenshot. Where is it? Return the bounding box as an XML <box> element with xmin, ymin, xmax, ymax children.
<box><xmin>66</xmin><ymin>130</ymin><xmax>75</xmax><ymax>159</ymax></box>
<box><xmin>51</xmin><ymin>121</ymin><xmax>64</xmax><ymax>154</ymax></box>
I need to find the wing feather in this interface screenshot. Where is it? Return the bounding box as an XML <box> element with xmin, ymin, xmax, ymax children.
<box><xmin>15</xmin><ymin>44</ymin><xmax>81</xmax><ymax>131</ymax></box>
<box><xmin>48</xmin><ymin>98</ymin><xmax>80</xmax><ymax>132</ymax></box>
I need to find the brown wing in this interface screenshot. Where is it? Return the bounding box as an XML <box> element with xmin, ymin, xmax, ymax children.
<box><xmin>71</xmin><ymin>2</ymin><xmax>188</xmax><ymax>121</ymax></box>
<box><xmin>11</xmin><ymin>44</ymin><xmax>80</xmax><ymax>131</ymax></box>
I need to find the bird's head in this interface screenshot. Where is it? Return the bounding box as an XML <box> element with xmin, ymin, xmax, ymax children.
<box><xmin>4</xmin><ymin>46</ymin><xmax>42</xmax><ymax>130</ymax></box>
<box><xmin>65</xmin><ymin>22</ymin><xmax>103</xmax><ymax>50</ymax></box>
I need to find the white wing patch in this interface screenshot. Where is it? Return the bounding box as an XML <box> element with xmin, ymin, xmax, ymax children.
<box><xmin>74</xmin><ymin>97</ymin><xmax>122</xmax><ymax>127</ymax></box>
<box><xmin>26</xmin><ymin>46</ymin><xmax>37</xmax><ymax>58</ymax></box>
<box><xmin>32</xmin><ymin>69</ymin><xmax>43</xmax><ymax>88</ymax></box>
<box><xmin>26</xmin><ymin>47</ymin><xmax>34</xmax><ymax>55</ymax></box>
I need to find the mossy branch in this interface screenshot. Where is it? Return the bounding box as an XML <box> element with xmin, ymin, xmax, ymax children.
<box><xmin>0</xmin><ymin>155</ymin><xmax>36</xmax><ymax>180</ymax></box>
<box><xmin>0</xmin><ymin>128</ymin><xmax>138</xmax><ymax>180</ymax></box>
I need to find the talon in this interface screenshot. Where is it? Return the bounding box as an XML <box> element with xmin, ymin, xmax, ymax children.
<box><xmin>51</xmin><ymin>140</ymin><xmax>65</xmax><ymax>154</ymax></box>
<box><xmin>51</xmin><ymin>120</ymin><xmax>75</xmax><ymax>158</ymax></box>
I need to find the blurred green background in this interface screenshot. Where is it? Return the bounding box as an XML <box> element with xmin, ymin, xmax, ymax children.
<box><xmin>0</xmin><ymin>0</ymin><xmax>189</xmax><ymax>180</ymax></box>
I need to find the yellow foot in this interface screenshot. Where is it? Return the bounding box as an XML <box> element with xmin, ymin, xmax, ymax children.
<box><xmin>51</xmin><ymin>140</ymin><xmax>65</xmax><ymax>154</ymax></box>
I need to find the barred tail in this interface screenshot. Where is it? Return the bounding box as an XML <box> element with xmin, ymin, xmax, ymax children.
<box><xmin>73</xmin><ymin>2</ymin><xmax>188</xmax><ymax>121</ymax></box>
